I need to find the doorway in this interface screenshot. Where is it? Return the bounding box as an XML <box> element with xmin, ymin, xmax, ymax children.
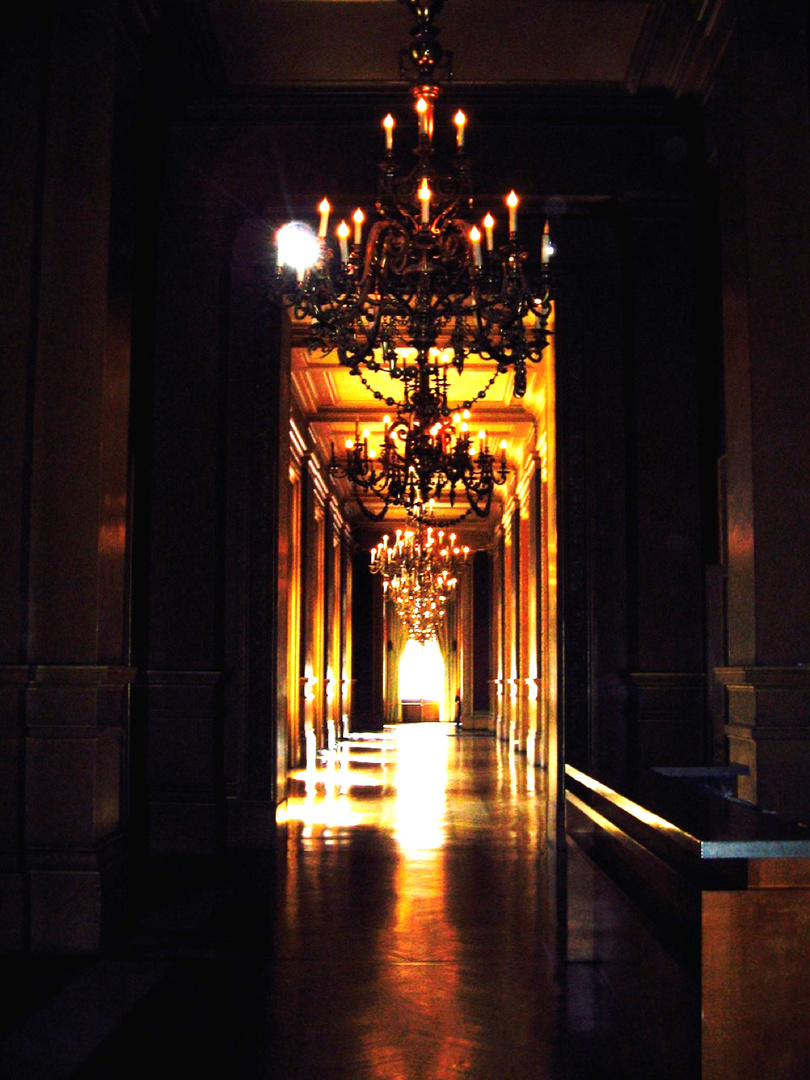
<box><xmin>399</xmin><ymin>637</ymin><xmax>446</xmax><ymax>721</ymax></box>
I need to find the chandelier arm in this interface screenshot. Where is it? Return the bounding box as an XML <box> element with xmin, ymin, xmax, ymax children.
<box><xmin>458</xmin><ymin>368</ymin><xmax>500</xmax><ymax>411</ymax></box>
<box><xmin>462</xmin><ymin>477</ymin><xmax>494</xmax><ymax>517</ymax></box>
<box><xmin>354</xmin><ymin>491</ymin><xmax>397</xmax><ymax>521</ymax></box>
<box><xmin>337</xmin><ymin>298</ymin><xmax>384</xmax><ymax>370</ymax></box>
<box><xmin>356</xmin><ymin>370</ymin><xmax>400</xmax><ymax>408</ymax></box>
<box><xmin>428</xmin><ymin>269</ymin><xmax>470</xmax><ymax>322</ymax></box>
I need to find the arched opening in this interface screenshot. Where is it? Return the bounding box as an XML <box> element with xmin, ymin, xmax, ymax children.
<box><xmin>399</xmin><ymin>637</ymin><xmax>446</xmax><ymax>720</ymax></box>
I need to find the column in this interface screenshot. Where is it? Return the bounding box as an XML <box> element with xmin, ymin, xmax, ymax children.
<box><xmin>712</xmin><ymin>4</ymin><xmax>810</xmax><ymax>820</ymax></box>
<box><xmin>302</xmin><ymin>450</ymin><xmax>328</xmax><ymax>761</ymax></box>
<box><xmin>0</xmin><ymin>6</ymin><xmax>135</xmax><ymax>950</ymax></box>
<box><xmin>517</xmin><ymin>470</ymin><xmax>536</xmax><ymax>758</ymax></box>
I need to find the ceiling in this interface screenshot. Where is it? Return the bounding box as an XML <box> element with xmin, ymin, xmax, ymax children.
<box><xmin>205</xmin><ymin>0</ymin><xmax>732</xmax><ymax>97</ymax></box>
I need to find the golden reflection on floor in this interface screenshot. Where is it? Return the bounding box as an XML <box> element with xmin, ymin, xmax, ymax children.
<box><xmin>282</xmin><ymin>724</ymin><xmax>453</xmax><ymax>847</ymax></box>
<box><xmin>273</xmin><ymin>723</ymin><xmax>561</xmax><ymax>1080</ymax></box>
<box><xmin>38</xmin><ymin>722</ymin><xmax>663</xmax><ymax>1080</ymax></box>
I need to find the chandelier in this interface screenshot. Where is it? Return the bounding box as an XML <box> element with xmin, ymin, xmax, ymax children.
<box><xmin>271</xmin><ymin>0</ymin><xmax>554</xmax><ymax>520</ymax></box>
<box><xmin>329</xmin><ymin>357</ymin><xmax>508</xmax><ymax>520</ymax></box>
<box><xmin>371</xmin><ymin>517</ymin><xmax>469</xmax><ymax>643</ymax></box>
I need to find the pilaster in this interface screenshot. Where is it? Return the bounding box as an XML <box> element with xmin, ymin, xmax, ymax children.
<box><xmin>146</xmin><ymin>670</ymin><xmax>222</xmax><ymax>856</ymax></box>
<box><xmin>0</xmin><ymin>5</ymin><xmax>136</xmax><ymax>952</ymax></box>
<box><xmin>0</xmin><ymin>667</ymin><xmax>29</xmax><ymax>951</ymax></box>
<box><xmin>25</xmin><ymin>665</ymin><xmax>134</xmax><ymax>952</ymax></box>
<box><xmin>710</xmin><ymin>3</ymin><xmax>810</xmax><ymax>823</ymax></box>
<box><xmin>627</xmin><ymin>671</ymin><xmax>706</xmax><ymax>773</ymax></box>
<box><xmin>715</xmin><ymin>667</ymin><xmax>810</xmax><ymax>823</ymax></box>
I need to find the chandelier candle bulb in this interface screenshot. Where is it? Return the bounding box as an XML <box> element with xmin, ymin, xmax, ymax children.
<box><xmin>483</xmin><ymin>213</ymin><xmax>495</xmax><ymax>251</ymax></box>
<box><xmin>507</xmin><ymin>191</ymin><xmax>518</xmax><ymax>236</ymax></box>
<box><xmin>383</xmin><ymin>113</ymin><xmax>394</xmax><ymax>151</ymax></box>
<box><xmin>418</xmin><ymin>178</ymin><xmax>431</xmax><ymax>224</ymax></box>
<box><xmin>353</xmin><ymin>209</ymin><xmax>365</xmax><ymax>246</ymax></box>
<box><xmin>542</xmin><ymin>220</ymin><xmax>554</xmax><ymax>264</ymax></box>
<box><xmin>318</xmin><ymin>198</ymin><xmax>331</xmax><ymax>239</ymax></box>
<box><xmin>416</xmin><ymin>96</ymin><xmax>433</xmax><ymax>142</ymax></box>
<box><xmin>470</xmin><ymin>226</ymin><xmax>482</xmax><ymax>267</ymax></box>
<box><xmin>454</xmin><ymin>110</ymin><xmax>466</xmax><ymax>149</ymax></box>
<box><xmin>337</xmin><ymin>220</ymin><xmax>350</xmax><ymax>263</ymax></box>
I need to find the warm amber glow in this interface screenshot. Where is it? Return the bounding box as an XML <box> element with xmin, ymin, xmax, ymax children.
<box><xmin>469</xmin><ymin>225</ymin><xmax>481</xmax><ymax>242</ymax></box>
<box><xmin>483</xmin><ymin>212</ymin><xmax>495</xmax><ymax>252</ymax></box>
<box><xmin>415</xmin><ymin>96</ymin><xmax>434</xmax><ymax>141</ymax></box>
<box><xmin>507</xmin><ymin>191</ymin><xmax>518</xmax><ymax>234</ymax></box>
<box><xmin>418</xmin><ymin>177</ymin><xmax>431</xmax><ymax>224</ymax></box>
<box><xmin>362</xmin><ymin>428</ymin><xmax>370</xmax><ymax>439</ymax></box>
<box><xmin>337</xmin><ymin>223</ymin><xmax>349</xmax><ymax>261</ymax></box>
<box><xmin>399</xmin><ymin>638</ymin><xmax>444</xmax><ymax>704</ymax></box>
<box><xmin>353</xmin><ymin>207</ymin><xmax>364</xmax><ymax>245</ymax></box>
<box><xmin>345</xmin><ymin>438</ymin><xmax>354</xmax><ymax>449</ymax></box>
<box><xmin>383</xmin><ymin>112</ymin><xmax>394</xmax><ymax>150</ymax></box>
<box><xmin>454</xmin><ymin>109</ymin><xmax>466</xmax><ymax>148</ymax></box>
<box><xmin>478</xmin><ymin>430</ymin><xmax>486</xmax><ymax>440</ymax></box>
<box><xmin>318</xmin><ymin>198</ymin><xmax>330</xmax><ymax>238</ymax></box>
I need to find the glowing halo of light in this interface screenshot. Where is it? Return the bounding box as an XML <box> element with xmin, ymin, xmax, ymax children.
<box><xmin>276</xmin><ymin>221</ymin><xmax>320</xmax><ymax>277</ymax></box>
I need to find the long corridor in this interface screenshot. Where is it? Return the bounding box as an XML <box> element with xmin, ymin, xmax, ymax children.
<box><xmin>3</xmin><ymin>724</ymin><xmax>657</xmax><ymax>1079</ymax></box>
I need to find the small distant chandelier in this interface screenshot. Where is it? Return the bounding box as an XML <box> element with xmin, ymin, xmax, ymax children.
<box><xmin>271</xmin><ymin>0</ymin><xmax>554</xmax><ymax>519</ymax></box>
<box><xmin>371</xmin><ymin>517</ymin><xmax>469</xmax><ymax>642</ymax></box>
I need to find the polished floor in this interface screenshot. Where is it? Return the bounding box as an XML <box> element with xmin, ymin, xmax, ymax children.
<box><xmin>2</xmin><ymin>724</ymin><xmax>661</xmax><ymax>1079</ymax></box>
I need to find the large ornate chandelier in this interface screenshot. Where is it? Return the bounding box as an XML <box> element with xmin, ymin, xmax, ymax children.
<box><xmin>271</xmin><ymin>0</ymin><xmax>554</xmax><ymax>520</ymax></box>
<box><xmin>371</xmin><ymin>517</ymin><xmax>469</xmax><ymax>643</ymax></box>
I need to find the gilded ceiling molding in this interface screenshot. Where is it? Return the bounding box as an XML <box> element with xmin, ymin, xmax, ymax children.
<box><xmin>307</xmin><ymin>448</ymin><xmax>331</xmax><ymax>506</ymax></box>
<box><xmin>516</xmin><ymin>454</ymin><xmax>538</xmax><ymax>514</ymax></box>
<box><xmin>289</xmin><ymin>416</ymin><xmax>308</xmax><ymax>467</ymax></box>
